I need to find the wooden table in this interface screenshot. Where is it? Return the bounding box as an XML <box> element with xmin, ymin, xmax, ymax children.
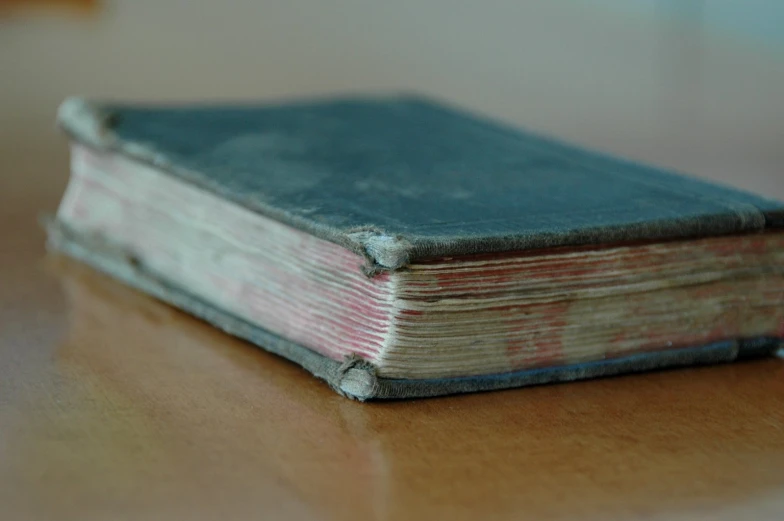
<box><xmin>3</xmin><ymin>211</ymin><xmax>784</xmax><ymax>521</ymax></box>
<box><xmin>2</xmin><ymin>4</ymin><xmax>784</xmax><ymax>520</ymax></box>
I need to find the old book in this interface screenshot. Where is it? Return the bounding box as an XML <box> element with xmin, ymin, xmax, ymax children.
<box><xmin>48</xmin><ymin>95</ymin><xmax>784</xmax><ymax>400</ymax></box>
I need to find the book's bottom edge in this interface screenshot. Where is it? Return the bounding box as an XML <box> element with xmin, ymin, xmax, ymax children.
<box><xmin>46</xmin><ymin>219</ymin><xmax>783</xmax><ymax>401</ymax></box>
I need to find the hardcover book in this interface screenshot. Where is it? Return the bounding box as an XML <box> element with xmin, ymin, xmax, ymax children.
<box><xmin>49</xmin><ymin>95</ymin><xmax>784</xmax><ymax>400</ymax></box>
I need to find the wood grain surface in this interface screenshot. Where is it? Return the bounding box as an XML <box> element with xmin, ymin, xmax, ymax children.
<box><xmin>1</xmin><ymin>159</ymin><xmax>783</xmax><ymax>521</ymax></box>
<box><xmin>2</xmin><ymin>4</ymin><xmax>784</xmax><ymax>519</ymax></box>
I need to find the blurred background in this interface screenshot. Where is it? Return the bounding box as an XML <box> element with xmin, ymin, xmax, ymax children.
<box><xmin>2</xmin><ymin>0</ymin><xmax>783</xmax><ymax>220</ymax></box>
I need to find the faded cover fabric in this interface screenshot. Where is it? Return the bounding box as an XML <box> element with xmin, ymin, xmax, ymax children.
<box><xmin>57</xmin><ymin>96</ymin><xmax>784</xmax><ymax>272</ymax></box>
<box><xmin>52</xmin><ymin>96</ymin><xmax>784</xmax><ymax>400</ymax></box>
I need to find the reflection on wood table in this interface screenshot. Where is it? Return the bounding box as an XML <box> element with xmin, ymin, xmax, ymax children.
<box><xmin>1</xmin><ymin>241</ymin><xmax>783</xmax><ymax>520</ymax></box>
